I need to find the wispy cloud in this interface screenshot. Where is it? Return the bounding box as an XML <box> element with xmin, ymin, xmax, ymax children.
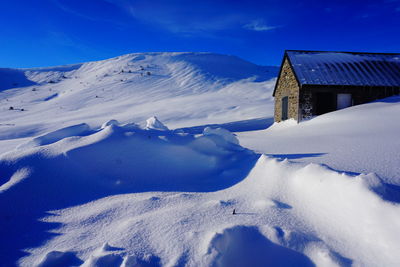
<box><xmin>52</xmin><ymin>0</ymin><xmax>280</xmax><ymax>36</ymax></box>
<box><xmin>243</xmin><ymin>20</ymin><xmax>279</xmax><ymax>32</ymax></box>
<box><xmin>105</xmin><ymin>0</ymin><xmax>247</xmax><ymax>35</ymax></box>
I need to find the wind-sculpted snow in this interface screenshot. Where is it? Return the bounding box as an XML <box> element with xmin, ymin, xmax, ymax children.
<box><xmin>0</xmin><ymin>120</ymin><xmax>257</xmax><ymax>266</ymax></box>
<box><xmin>205</xmin><ymin>226</ymin><xmax>314</xmax><ymax>267</ymax></box>
<box><xmin>1</xmin><ymin>52</ymin><xmax>399</xmax><ymax>266</ymax></box>
<box><xmin>238</xmin><ymin>95</ymin><xmax>400</xmax><ymax>185</ymax></box>
<box><xmin>244</xmin><ymin>156</ymin><xmax>400</xmax><ymax>266</ymax></box>
<box><xmin>0</xmin><ymin>52</ymin><xmax>277</xmax><ymax>156</ymax></box>
<box><xmin>146</xmin><ymin>116</ymin><xmax>169</xmax><ymax>131</ymax></box>
<box><xmin>17</xmin><ymin>123</ymin><xmax>92</xmax><ymax>149</ymax></box>
<box><xmin>1</xmin><ymin>118</ymin><xmax>400</xmax><ymax>266</ymax></box>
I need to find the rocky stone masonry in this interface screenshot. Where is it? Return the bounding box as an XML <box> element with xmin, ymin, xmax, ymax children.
<box><xmin>274</xmin><ymin>58</ymin><xmax>300</xmax><ymax>122</ymax></box>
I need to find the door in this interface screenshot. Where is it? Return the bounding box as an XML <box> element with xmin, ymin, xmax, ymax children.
<box><xmin>281</xmin><ymin>96</ymin><xmax>288</xmax><ymax>120</ymax></box>
<box><xmin>315</xmin><ymin>92</ymin><xmax>336</xmax><ymax>115</ymax></box>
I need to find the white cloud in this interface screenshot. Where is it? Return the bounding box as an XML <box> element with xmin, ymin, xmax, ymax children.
<box><xmin>243</xmin><ymin>20</ymin><xmax>278</xmax><ymax>32</ymax></box>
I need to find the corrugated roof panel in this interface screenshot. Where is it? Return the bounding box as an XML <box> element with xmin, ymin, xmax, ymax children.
<box><xmin>286</xmin><ymin>51</ymin><xmax>400</xmax><ymax>87</ymax></box>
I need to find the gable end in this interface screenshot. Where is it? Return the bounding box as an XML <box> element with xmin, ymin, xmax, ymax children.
<box><xmin>273</xmin><ymin>52</ymin><xmax>301</xmax><ymax>97</ymax></box>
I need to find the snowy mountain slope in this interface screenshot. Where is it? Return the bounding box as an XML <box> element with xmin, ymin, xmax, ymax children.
<box><xmin>237</xmin><ymin>96</ymin><xmax>400</xmax><ymax>185</ymax></box>
<box><xmin>0</xmin><ymin>52</ymin><xmax>277</xmax><ymax>155</ymax></box>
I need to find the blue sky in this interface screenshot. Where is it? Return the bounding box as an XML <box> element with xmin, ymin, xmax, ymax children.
<box><xmin>1</xmin><ymin>0</ymin><xmax>399</xmax><ymax>68</ymax></box>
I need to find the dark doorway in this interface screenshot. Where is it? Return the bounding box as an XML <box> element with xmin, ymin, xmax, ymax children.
<box><xmin>281</xmin><ymin>96</ymin><xmax>288</xmax><ymax>120</ymax></box>
<box><xmin>315</xmin><ymin>92</ymin><xmax>336</xmax><ymax>115</ymax></box>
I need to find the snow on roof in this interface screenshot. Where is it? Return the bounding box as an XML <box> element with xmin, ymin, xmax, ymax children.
<box><xmin>286</xmin><ymin>50</ymin><xmax>400</xmax><ymax>87</ymax></box>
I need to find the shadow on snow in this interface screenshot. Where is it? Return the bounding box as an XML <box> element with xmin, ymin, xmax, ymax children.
<box><xmin>0</xmin><ymin>126</ymin><xmax>259</xmax><ymax>266</ymax></box>
<box><xmin>268</xmin><ymin>153</ymin><xmax>327</xmax><ymax>160</ymax></box>
<box><xmin>175</xmin><ymin>117</ymin><xmax>274</xmax><ymax>134</ymax></box>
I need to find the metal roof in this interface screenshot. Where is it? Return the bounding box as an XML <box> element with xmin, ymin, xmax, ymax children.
<box><xmin>286</xmin><ymin>50</ymin><xmax>400</xmax><ymax>87</ymax></box>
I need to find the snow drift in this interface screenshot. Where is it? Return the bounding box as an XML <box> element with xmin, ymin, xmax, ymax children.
<box><xmin>238</xmin><ymin>95</ymin><xmax>400</xmax><ymax>185</ymax></box>
<box><xmin>1</xmin><ymin>117</ymin><xmax>400</xmax><ymax>266</ymax></box>
<box><xmin>0</xmin><ymin>119</ymin><xmax>257</xmax><ymax>266</ymax></box>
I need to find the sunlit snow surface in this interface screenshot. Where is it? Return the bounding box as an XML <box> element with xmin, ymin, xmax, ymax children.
<box><xmin>1</xmin><ymin>52</ymin><xmax>400</xmax><ymax>267</ymax></box>
<box><xmin>238</xmin><ymin>96</ymin><xmax>400</xmax><ymax>185</ymax></box>
<box><xmin>0</xmin><ymin>52</ymin><xmax>277</xmax><ymax>150</ymax></box>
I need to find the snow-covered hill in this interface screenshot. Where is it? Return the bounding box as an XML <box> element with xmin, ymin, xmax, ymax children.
<box><xmin>0</xmin><ymin>52</ymin><xmax>277</xmax><ymax>155</ymax></box>
<box><xmin>1</xmin><ymin>52</ymin><xmax>400</xmax><ymax>267</ymax></box>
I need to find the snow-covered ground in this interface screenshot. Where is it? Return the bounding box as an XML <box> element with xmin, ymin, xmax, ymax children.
<box><xmin>1</xmin><ymin>52</ymin><xmax>400</xmax><ymax>267</ymax></box>
<box><xmin>238</xmin><ymin>96</ymin><xmax>400</xmax><ymax>185</ymax></box>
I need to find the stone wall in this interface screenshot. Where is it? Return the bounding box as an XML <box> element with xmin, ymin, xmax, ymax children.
<box><xmin>274</xmin><ymin>57</ymin><xmax>300</xmax><ymax>122</ymax></box>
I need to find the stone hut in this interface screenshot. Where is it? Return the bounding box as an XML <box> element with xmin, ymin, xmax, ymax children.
<box><xmin>273</xmin><ymin>50</ymin><xmax>400</xmax><ymax>122</ymax></box>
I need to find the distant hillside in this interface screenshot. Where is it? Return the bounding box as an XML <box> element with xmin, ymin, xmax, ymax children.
<box><xmin>0</xmin><ymin>52</ymin><xmax>278</xmax><ymax>151</ymax></box>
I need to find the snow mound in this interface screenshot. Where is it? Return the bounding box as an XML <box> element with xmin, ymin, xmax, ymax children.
<box><xmin>267</xmin><ymin>118</ymin><xmax>298</xmax><ymax>131</ymax></box>
<box><xmin>205</xmin><ymin>226</ymin><xmax>314</xmax><ymax>267</ymax></box>
<box><xmin>37</xmin><ymin>251</ymin><xmax>82</xmax><ymax>267</ymax></box>
<box><xmin>239</xmin><ymin>155</ymin><xmax>400</xmax><ymax>266</ymax></box>
<box><xmin>101</xmin><ymin>119</ymin><xmax>120</xmax><ymax>129</ymax></box>
<box><xmin>80</xmin><ymin>242</ymin><xmax>161</xmax><ymax>267</ymax></box>
<box><xmin>0</xmin><ymin>121</ymin><xmax>255</xmax><ymax>207</ymax></box>
<box><xmin>145</xmin><ymin>116</ymin><xmax>169</xmax><ymax>131</ymax></box>
<box><xmin>17</xmin><ymin>123</ymin><xmax>91</xmax><ymax>149</ymax></box>
<box><xmin>81</xmin><ymin>243</ymin><xmax>124</xmax><ymax>267</ymax></box>
<box><xmin>203</xmin><ymin>127</ymin><xmax>239</xmax><ymax>145</ymax></box>
<box><xmin>121</xmin><ymin>255</ymin><xmax>161</xmax><ymax>267</ymax></box>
